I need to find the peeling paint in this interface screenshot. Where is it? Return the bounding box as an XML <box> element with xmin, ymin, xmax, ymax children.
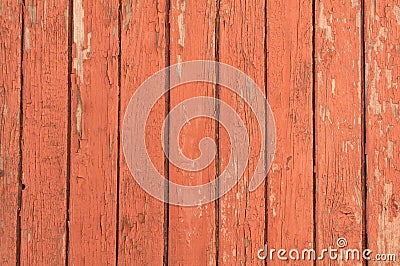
<box><xmin>24</xmin><ymin>27</ymin><xmax>30</xmax><ymax>51</ymax></box>
<box><xmin>76</xmin><ymin>89</ymin><xmax>83</xmax><ymax>138</ymax></box>
<box><xmin>2</xmin><ymin>102</ymin><xmax>7</xmax><ymax>118</ymax></box>
<box><xmin>351</xmin><ymin>0</ymin><xmax>358</xmax><ymax>8</ymax></box>
<box><xmin>387</xmin><ymin>140</ymin><xmax>394</xmax><ymax>161</ymax></box>
<box><xmin>388</xmin><ymin>99</ymin><xmax>400</xmax><ymax>121</ymax></box>
<box><xmin>374</xmin><ymin>167</ymin><xmax>381</xmax><ymax>181</ymax></box>
<box><xmin>177</xmin><ymin>55</ymin><xmax>182</xmax><ymax>78</ymax></box>
<box><xmin>344</xmin><ymin>140</ymin><xmax>355</xmax><ymax>153</ymax></box>
<box><xmin>318</xmin><ymin>3</ymin><xmax>333</xmax><ymax>42</ymax></box>
<box><xmin>73</xmin><ymin>0</ymin><xmax>88</xmax><ymax>84</ymax></box>
<box><xmin>369</xmin><ymin>61</ymin><xmax>382</xmax><ymax>115</ymax></box>
<box><xmin>123</xmin><ymin>0</ymin><xmax>131</xmax><ymax>29</ymax></box>
<box><xmin>28</xmin><ymin>5</ymin><xmax>37</xmax><ymax>24</ymax></box>
<box><xmin>373</xmin><ymin>27</ymin><xmax>388</xmax><ymax>52</ymax></box>
<box><xmin>377</xmin><ymin>183</ymin><xmax>400</xmax><ymax>253</ymax></box>
<box><xmin>385</xmin><ymin>68</ymin><xmax>392</xmax><ymax>90</ymax></box>
<box><xmin>331</xmin><ymin>79</ymin><xmax>335</xmax><ymax>94</ymax></box>
<box><xmin>320</xmin><ymin>103</ymin><xmax>332</xmax><ymax>124</ymax></box>
<box><xmin>356</xmin><ymin>11</ymin><xmax>361</xmax><ymax>28</ymax></box>
<box><xmin>394</xmin><ymin>5</ymin><xmax>400</xmax><ymax>25</ymax></box>
<box><xmin>177</xmin><ymin>0</ymin><xmax>186</xmax><ymax>47</ymax></box>
<box><xmin>269</xmin><ymin>194</ymin><xmax>277</xmax><ymax>217</ymax></box>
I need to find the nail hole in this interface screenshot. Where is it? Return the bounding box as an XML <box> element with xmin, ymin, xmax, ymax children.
<box><xmin>22</xmin><ymin>184</ymin><xmax>26</xmax><ymax>190</ymax></box>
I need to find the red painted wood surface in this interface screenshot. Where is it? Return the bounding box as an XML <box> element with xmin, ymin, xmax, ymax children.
<box><xmin>20</xmin><ymin>0</ymin><xmax>70</xmax><ymax>265</ymax></box>
<box><xmin>266</xmin><ymin>1</ymin><xmax>314</xmax><ymax>265</ymax></box>
<box><xmin>365</xmin><ymin>0</ymin><xmax>400</xmax><ymax>264</ymax></box>
<box><xmin>168</xmin><ymin>0</ymin><xmax>217</xmax><ymax>264</ymax></box>
<box><xmin>118</xmin><ymin>0</ymin><xmax>167</xmax><ymax>264</ymax></box>
<box><xmin>315</xmin><ymin>0</ymin><xmax>364</xmax><ymax>264</ymax></box>
<box><xmin>217</xmin><ymin>0</ymin><xmax>266</xmax><ymax>264</ymax></box>
<box><xmin>0</xmin><ymin>0</ymin><xmax>399</xmax><ymax>265</ymax></box>
<box><xmin>69</xmin><ymin>0</ymin><xmax>119</xmax><ymax>264</ymax></box>
<box><xmin>0</xmin><ymin>1</ymin><xmax>22</xmax><ymax>264</ymax></box>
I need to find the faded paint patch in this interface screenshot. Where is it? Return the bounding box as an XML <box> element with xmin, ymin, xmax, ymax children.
<box><xmin>2</xmin><ymin>100</ymin><xmax>7</xmax><ymax>118</ymax></box>
<box><xmin>377</xmin><ymin>183</ymin><xmax>400</xmax><ymax>253</ymax></box>
<box><xmin>76</xmin><ymin>89</ymin><xmax>83</xmax><ymax>138</ymax></box>
<box><xmin>177</xmin><ymin>0</ymin><xmax>186</xmax><ymax>47</ymax></box>
<box><xmin>388</xmin><ymin>99</ymin><xmax>400</xmax><ymax>121</ymax></box>
<box><xmin>176</xmin><ymin>55</ymin><xmax>182</xmax><ymax>78</ymax></box>
<box><xmin>318</xmin><ymin>3</ymin><xmax>333</xmax><ymax>42</ymax></box>
<box><xmin>73</xmin><ymin>0</ymin><xmax>89</xmax><ymax>84</ymax></box>
<box><xmin>320</xmin><ymin>103</ymin><xmax>332</xmax><ymax>124</ymax></box>
<box><xmin>386</xmin><ymin>68</ymin><xmax>392</xmax><ymax>89</ymax></box>
<box><xmin>24</xmin><ymin>27</ymin><xmax>30</xmax><ymax>51</ymax></box>
<box><xmin>123</xmin><ymin>0</ymin><xmax>131</xmax><ymax>29</ymax></box>
<box><xmin>373</xmin><ymin>27</ymin><xmax>388</xmax><ymax>52</ymax></box>
<box><xmin>269</xmin><ymin>193</ymin><xmax>277</xmax><ymax>217</ymax></box>
<box><xmin>28</xmin><ymin>4</ymin><xmax>36</xmax><ymax>24</ymax></box>
<box><xmin>356</xmin><ymin>11</ymin><xmax>361</xmax><ymax>28</ymax></box>
<box><xmin>343</xmin><ymin>140</ymin><xmax>355</xmax><ymax>153</ymax></box>
<box><xmin>374</xmin><ymin>167</ymin><xmax>381</xmax><ymax>181</ymax></box>
<box><xmin>387</xmin><ymin>140</ymin><xmax>395</xmax><ymax>161</ymax></box>
<box><xmin>369</xmin><ymin>61</ymin><xmax>382</xmax><ymax>115</ymax></box>
<box><xmin>394</xmin><ymin>5</ymin><xmax>400</xmax><ymax>25</ymax></box>
<box><xmin>369</xmin><ymin>0</ymin><xmax>376</xmax><ymax>20</ymax></box>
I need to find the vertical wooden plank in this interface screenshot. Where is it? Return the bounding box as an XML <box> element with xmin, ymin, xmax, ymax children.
<box><xmin>69</xmin><ymin>0</ymin><xmax>119</xmax><ymax>264</ymax></box>
<box><xmin>315</xmin><ymin>0</ymin><xmax>363</xmax><ymax>262</ymax></box>
<box><xmin>118</xmin><ymin>0</ymin><xmax>167</xmax><ymax>264</ymax></box>
<box><xmin>217</xmin><ymin>0</ymin><xmax>267</xmax><ymax>264</ymax></box>
<box><xmin>168</xmin><ymin>0</ymin><xmax>217</xmax><ymax>264</ymax></box>
<box><xmin>365</xmin><ymin>0</ymin><xmax>400</xmax><ymax>263</ymax></box>
<box><xmin>20</xmin><ymin>0</ymin><xmax>69</xmax><ymax>264</ymax></box>
<box><xmin>266</xmin><ymin>0</ymin><xmax>314</xmax><ymax>264</ymax></box>
<box><xmin>0</xmin><ymin>1</ymin><xmax>22</xmax><ymax>264</ymax></box>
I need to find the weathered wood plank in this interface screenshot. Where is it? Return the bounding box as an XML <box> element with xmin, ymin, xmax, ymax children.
<box><xmin>69</xmin><ymin>0</ymin><xmax>119</xmax><ymax>264</ymax></box>
<box><xmin>168</xmin><ymin>0</ymin><xmax>217</xmax><ymax>264</ymax></box>
<box><xmin>365</xmin><ymin>0</ymin><xmax>400</xmax><ymax>264</ymax></box>
<box><xmin>217</xmin><ymin>0</ymin><xmax>267</xmax><ymax>264</ymax></box>
<box><xmin>315</xmin><ymin>0</ymin><xmax>363</xmax><ymax>263</ymax></box>
<box><xmin>118</xmin><ymin>0</ymin><xmax>167</xmax><ymax>264</ymax></box>
<box><xmin>20</xmin><ymin>0</ymin><xmax>69</xmax><ymax>264</ymax></box>
<box><xmin>266</xmin><ymin>0</ymin><xmax>314</xmax><ymax>264</ymax></box>
<box><xmin>0</xmin><ymin>0</ymin><xmax>22</xmax><ymax>264</ymax></box>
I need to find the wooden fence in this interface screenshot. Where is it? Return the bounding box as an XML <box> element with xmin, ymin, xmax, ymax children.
<box><xmin>0</xmin><ymin>0</ymin><xmax>399</xmax><ymax>265</ymax></box>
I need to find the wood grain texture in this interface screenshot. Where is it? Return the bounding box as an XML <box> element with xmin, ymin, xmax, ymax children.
<box><xmin>266</xmin><ymin>0</ymin><xmax>314</xmax><ymax>264</ymax></box>
<box><xmin>20</xmin><ymin>0</ymin><xmax>69</xmax><ymax>264</ymax></box>
<box><xmin>0</xmin><ymin>0</ymin><xmax>22</xmax><ymax>264</ymax></box>
<box><xmin>118</xmin><ymin>0</ymin><xmax>167</xmax><ymax>264</ymax></box>
<box><xmin>69</xmin><ymin>0</ymin><xmax>119</xmax><ymax>264</ymax></box>
<box><xmin>217</xmin><ymin>0</ymin><xmax>266</xmax><ymax>264</ymax></box>
<box><xmin>365</xmin><ymin>0</ymin><xmax>400</xmax><ymax>264</ymax></box>
<box><xmin>168</xmin><ymin>0</ymin><xmax>217</xmax><ymax>265</ymax></box>
<box><xmin>315</xmin><ymin>0</ymin><xmax>364</xmax><ymax>263</ymax></box>
<box><xmin>2</xmin><ymin>0</ymin><xmax>400</xmax><ymax>264</ymax></box>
